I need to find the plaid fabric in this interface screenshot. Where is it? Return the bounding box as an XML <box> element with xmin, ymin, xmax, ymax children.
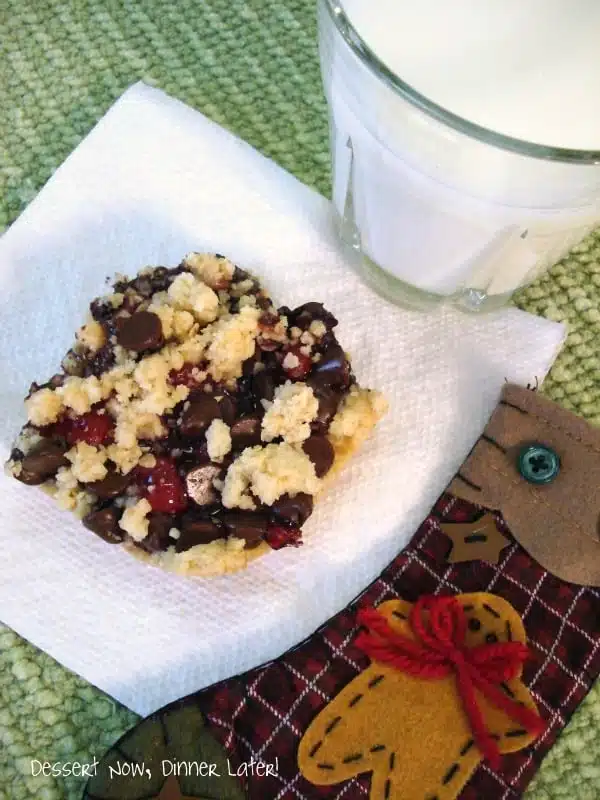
<box><xmin>193</xmin><ymin>494</ymin><xmax>600</xmax><ymax>800</ymax></box>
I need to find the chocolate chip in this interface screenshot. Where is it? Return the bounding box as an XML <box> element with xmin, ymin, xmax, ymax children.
<box><xmin>90</xmin><ymin>297</ymin><xmax>115</xmax><ymax>324</ymax></box>
<box><xmin>84</xmin><ymin>343</ymin><xmax>116</xmax><ymax>377</ymax></box>
<box><xmin>185</xmin><ymin>464</ymin><xmax>221</xmax><ymax>506</ymax></box>
<box><xmin>220</xmin><ymin>511</ymin><xmax>269</xmax><ymax>546</ymax></box>
<box><xmin>176</xmin><ymin>515</ymin><xmax>224</xmax><ymax>551</ymax></box>
<box><xmin>271</xmin><ymin>493</ymin><xmax>314</xmax><ymax>526</ymax></box>
<box><xmin>313</xmin><ymin>342</ymin><xmax>350</xmax><ymax>387</ymax></box>
<box><xmin>242</xmin><ymin>346</ymin><xmax>260</xmax><ymax>377</ymax></box>
<box><xmin>302</xmin><ymin>435</ymin><xmax>335</xmax><ymax>477</ymax></box>
<box><xmin>308</xmin><ymin>384</ymin><xmax>342</xmax><ymax>433</ymax></box>
<box><xmin>291</xmin><ymin>302</ymin><xmax>338</xmax><ymax>331</ymax></box>
<box><xmin>83</xmin><ymin>507</ymin><xmax>124</xmax><ymax>544</ymax></box>
<box><xmin>233</xmin><ymin>266</ymin><xmax>250</xmax><ymax>282</ymax></box>
<box><xmin>138</xmin><ymin>513</ymin><xmax>174</xmax><ymax>553</ymax></box>
<box><xmin>116</xmin><ymin>311</ymin><xmax>164</xmax><ymax>352</ymax></box>
<box><xmin>253</xmin><ymin>371</ymin><xmax>276</xmax><ymax>402</ymax></box>
<box><xmin>16</xmin><ymin>441</ymin><xmax>69</xmax><ymax>485</ymax></box>
<box><xmin>230</xmin><ymin>414</ymin><xmax>263</xmax><ymax>449</ymax></box>
<box><xmin>180</xmin><ymin>395</ymin><xmax>222</xmax><ymax>437</ymax></box>
<box><xmin>216</xmin><ymin>393</ymin><xmax>237</xmax><ymax>425</ymax></box>
<box><xmin>88</xmin><ymin>469</ymin><xmax>130</xmax><ymax>499</ymax></box>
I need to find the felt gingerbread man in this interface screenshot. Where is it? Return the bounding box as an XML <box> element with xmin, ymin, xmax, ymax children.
<box><xmin>298</xmin><ymin>593</ymin><xmax>543</xmax><ymax>800</ymax></box>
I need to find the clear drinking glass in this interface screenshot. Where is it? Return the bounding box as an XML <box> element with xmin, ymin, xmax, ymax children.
<box><xmin>318</xmin><ymin>0</ymin><xmax>600</xmax><ymax>312</ymax></box>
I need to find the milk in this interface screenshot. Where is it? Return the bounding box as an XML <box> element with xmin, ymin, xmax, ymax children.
<box><xmin>342</xmin><ymin>0</ymin><xmax>600</xmax><ymax>151</ymax></box>
<box><xmin>319</xmin><ymin>0</ymin><xmax>600</xmax><ymax>306</ymax></box>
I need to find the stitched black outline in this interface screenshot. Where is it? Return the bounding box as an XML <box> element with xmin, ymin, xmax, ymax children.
<box><xmin>460</xmin><ymin>739</ymin><xmax>474</xmax><ymax>756</ymax></box>
<box><xmin>324</xmin><ymin>716</ymin><xmax>342</xmax><ymax>735</ymax></box>
<box><xmin>348</xmin><ymin>693</ymin><xmax>363</xmax><ymax>708</ymax></box>
<box><xmin>368</xmin><ymin>674</ymin><xmax>385</xmax><ymax>688</ymax></box>
<box><xmin>342</xmin><ymin>753</ymin><xmax>363</xmax><ymax>764</ymax></box>
<box><xmin>308</xmin><ymin>740</ymin><xmax>323</xmax><ymax>758</ymax></box>
<box><xmin>317</xmin><ymin>762</ymin><xmax>334</xmax><ymax>770</ymax></box>
<box><xmin>455</xmin><ymin>473</ymin><xmax>482</xmax><ymax>491</ymax></box>
<box><xmin>370</xmin><ymin>744</ymin><xmax>386</xmax><ymax>753</ymax></box>
<box><xmin>482</xmin><ymin>603</ymin><xmax>501</xmax><ymax>618</ymax></box>
<box><xmin>481</xmin><ymin>433</ymin><xmax>507</xmax><ymax>453</ymax></box>
<box><xmin>499</xmin><ymin>399</ymin><xmax>528</xmax><ymax>414</ymax></box>
<box><xmin>443</xmin><ymin>763</ymin><xmax>460</xmax><ymax>784</ymax></box>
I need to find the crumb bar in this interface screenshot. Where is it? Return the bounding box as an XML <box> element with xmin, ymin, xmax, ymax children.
<box><xmin>6</xmin><ymin>254</ymin><xmax>387</xmax><ymax>576</ymax></box>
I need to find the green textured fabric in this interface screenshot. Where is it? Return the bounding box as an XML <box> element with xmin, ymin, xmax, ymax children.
<box><xmin>1</xmin><ymin>1</ymin><xmax>599</xmax><ymax>798</ymax></box>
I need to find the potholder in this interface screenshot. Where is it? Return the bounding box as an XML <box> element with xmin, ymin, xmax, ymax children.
<box><xmin>85</xmin><ymin>385</ymin><xmax>600</xmax><ymax>800</ymax></box>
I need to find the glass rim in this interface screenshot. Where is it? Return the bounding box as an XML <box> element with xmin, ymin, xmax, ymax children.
<box><xmin>322</xmin><ymin>0</ymin><xmax>600</xmax><ymax>166</ymax></box>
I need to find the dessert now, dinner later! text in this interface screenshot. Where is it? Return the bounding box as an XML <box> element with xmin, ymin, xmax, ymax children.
<box><xmin>31</xmin><ymin>757</ymin><xmax>280</xmax><ymax>780</ymax></box>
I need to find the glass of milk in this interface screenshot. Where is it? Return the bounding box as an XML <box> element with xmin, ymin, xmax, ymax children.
<box><xmin>319</xmin><ymin>0</ymin><xmax>600</xmax><ymax>311</ymax></box>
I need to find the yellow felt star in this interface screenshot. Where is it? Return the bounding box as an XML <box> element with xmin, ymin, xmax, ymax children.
<box><xmin>440</xmin><ymin>513</ymin><xmax>510</xmax><ymax>564</ymax></box>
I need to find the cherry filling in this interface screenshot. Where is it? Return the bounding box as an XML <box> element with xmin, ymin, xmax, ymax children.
<box><xmin>134</xmin><ymin>456</ymin><xmax>188</xmax><ymax>514</ymax></box>
<box><xmin>52</xmin><ymin>410</ymin><xmax>115</xmax><ymax>446</ymax></box>
<box><xmin>169</xmin><ymin>363</ymin><xmax>206</xmax><ymax>389</ymax></box>
<box><xmin>282</xmin><ymin>346</ymin><xmax>313</xmax><ymax>380</ymax></box>
<box><xmin>265</xmin><ymin>523</ymin><xmax>303</xmax><ymax>550</ymax></box>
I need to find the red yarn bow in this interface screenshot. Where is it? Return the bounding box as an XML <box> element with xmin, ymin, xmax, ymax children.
<box><xmin>355</xmin><ymin>596</ymin><xmax>545</xmax><ymax>769</ymax></box>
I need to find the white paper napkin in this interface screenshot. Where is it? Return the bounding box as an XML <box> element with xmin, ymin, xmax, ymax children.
<box><xmin>0</xmin><ymin>83</ymin><xmax>566</xmax><ymax>717</ymax></box>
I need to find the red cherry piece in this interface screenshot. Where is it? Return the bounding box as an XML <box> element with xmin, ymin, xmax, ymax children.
<box><xmin>282</xmin><ymin>347</ymin><xmax>312</xmax><ymax>381</ymax></box>
<box><xmin>265</xmin><ymin>523</ymin><xmax>303</xmax><ymax>550</ymax></box>
<box><xmin>57</xmin><ymin>411</ymin><xmax>114</xmax><ymax>446</ymax></box>
<box><xmin>169</xmin><ymin>363</ymin><xmax>204</xmax><ymax>389</ymax></box>
<box><xmin>136</xmin><ymin>456</ymin><xmax>188</xmax><ymax>514</ymax></box>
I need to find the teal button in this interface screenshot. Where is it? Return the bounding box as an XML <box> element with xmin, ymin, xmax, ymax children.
<box><xmin>518</xmin><ymin>444</ymin><xmax>560</xmax><ymax>485</ymax></box>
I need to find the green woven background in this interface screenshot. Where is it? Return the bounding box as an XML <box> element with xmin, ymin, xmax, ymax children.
<box><xmin>1</xmin><ymin>1</ymin><xmax>599</xmax><ymax>798</ymax></box>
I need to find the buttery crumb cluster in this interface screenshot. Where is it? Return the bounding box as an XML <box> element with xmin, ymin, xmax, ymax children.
<box><xmin>6</xmin><ymin>254</ymin><xmax>387</xmax><ymax>574</ymax></box>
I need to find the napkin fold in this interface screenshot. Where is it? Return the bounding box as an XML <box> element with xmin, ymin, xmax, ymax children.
<box><xmin>0</xmin><ymin>83</ymin><xmax>566</xmax><ymax>716</ymax></box>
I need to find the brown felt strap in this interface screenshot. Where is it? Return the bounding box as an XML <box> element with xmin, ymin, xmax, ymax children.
<box><xmin>447</xmin><ymin>384</ymin><xmax>600</xmax><ymax>586</ymax></box>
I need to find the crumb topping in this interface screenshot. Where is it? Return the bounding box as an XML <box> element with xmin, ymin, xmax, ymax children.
<box><xmin>206</xmin><ymin>306</ymin><xmax>261</xmax><ymax>381</ymax></box>
<box><xmin>222</xmin><ymin>443</ymin><xmax>320</xmax><ymax>509</ymax></box>
<box><xmin>206</xmin><ymin>418</ymin><xmax>232</xmax><ymax>462</ymax></box>
<box><xmin>167</xmin><ymin>273</ymin><xmax>220</xmax><ymax>325</ymax></box>
<box><xmin>261</xmin><ymin>381</ymin><xmax>318</xmax><ymax>444</ymax></box>
<box><xmin>119</xmin><ymin>498</ymin><xmax>152</xmax><ymax>541</ymax></box>
<box><xmin>183</xmin><ymin>252</ymin><xmax>235</xmax><ymax>289</ymax></box>
<box><xmin>329</xmin><ymin>386</ymin><xmax>389</xmax><ymax>444</ymax></box>
<box><xmin>25</xmin><ymin>388</ymin><xmax>63</xmax><ymax>426</ymax></box>
<box><xmin>66</xmin><ymin>442</ymin><xmax>108</xmax><ymax>483</ymax></box>
<box><xmin>76</xmin><ymin>318</ymin><xmax>106</xmax><ymax>352</ymax></box>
